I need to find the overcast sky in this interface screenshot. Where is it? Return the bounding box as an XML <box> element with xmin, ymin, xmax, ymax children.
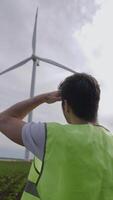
<box><xmin>0</xmin><ymin>0</ymin><xmax>113</xmax><ymax>159</ymax></box>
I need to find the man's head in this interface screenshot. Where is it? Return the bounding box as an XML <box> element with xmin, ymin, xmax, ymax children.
<box><xmin>59</xmin><ymin>73</ymin><xmax>100</xmax><ymax>123</ymax></box>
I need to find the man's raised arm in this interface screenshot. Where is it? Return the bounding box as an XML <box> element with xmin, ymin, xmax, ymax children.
<box><xmin>0</xmin><ymin>91</ymin><xmax>61</xmax><ymax>145</ymax></box>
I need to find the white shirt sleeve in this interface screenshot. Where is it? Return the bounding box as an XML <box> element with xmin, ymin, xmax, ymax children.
<box><xmin>22</xmin><ymin>122</ymin><xmax>46</xmax><ymax>161</ymax></box>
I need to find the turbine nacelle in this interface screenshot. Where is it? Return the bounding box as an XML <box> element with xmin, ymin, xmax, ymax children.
<box><xmin>31</xmin><ymin>55</ymin><xmax>39</xmax><ymax>66</ymax></box>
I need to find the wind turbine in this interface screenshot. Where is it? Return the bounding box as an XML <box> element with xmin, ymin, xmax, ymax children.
<box><xmin>0</xmin><ymin>8</ymin><xmax>76</xmax><ymax>160</ymax></box>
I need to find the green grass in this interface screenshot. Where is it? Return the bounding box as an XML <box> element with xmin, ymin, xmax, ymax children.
<box><xmin>0</xmin><ymin>160</ymin><xmax>31</xmax><ymax>200</ymax></box>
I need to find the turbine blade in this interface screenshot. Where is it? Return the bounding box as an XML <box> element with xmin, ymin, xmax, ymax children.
<box><xmin>0</xmin><ymin>57</ymin><xmax>31</xmax><ymax>75</ymax></box>
<box><xmin>37</xmin><ymin>56</ymin><xmax>76</xmax><ymax>74</ymax></box>
<box><xmin>32</xmin><ymin>8</ymin><xmax>38</xmax><ymax>55</ymax></box>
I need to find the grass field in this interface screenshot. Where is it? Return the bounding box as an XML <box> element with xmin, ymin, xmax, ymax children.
<box><xmin>0</xmin><ymin>160</ymin><xmax>31</xmax><ymax>200</ymax></box>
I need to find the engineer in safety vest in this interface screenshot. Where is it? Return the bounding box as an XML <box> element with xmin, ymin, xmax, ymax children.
<box><xmin>0</xmin><ymin>73</ymin><xmax>113</xmax><ymax>200</ymax></box>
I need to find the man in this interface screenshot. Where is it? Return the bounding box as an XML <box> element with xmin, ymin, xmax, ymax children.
<box><xmin>0</xmin><ymin>73</ymin><xmax>113</xmax><ymax>200</ymax></box>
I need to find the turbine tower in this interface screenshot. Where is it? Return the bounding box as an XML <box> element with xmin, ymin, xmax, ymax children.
<box><xmin>0</xmin><ymin>8</ymin><xmax>76</xmax><ymax>160</ymax></box>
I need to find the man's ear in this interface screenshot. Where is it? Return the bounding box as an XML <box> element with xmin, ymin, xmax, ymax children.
<box><xmin>64</xmin><ymin>100</ymin><xmax>70</xmax><ymax>113</ymax></box>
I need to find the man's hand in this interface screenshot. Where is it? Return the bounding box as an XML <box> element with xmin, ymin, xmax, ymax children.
<box><xmin>45</xmin><ymin>91</ymin><xmax>61</xmax><ymax>104</ymax></box>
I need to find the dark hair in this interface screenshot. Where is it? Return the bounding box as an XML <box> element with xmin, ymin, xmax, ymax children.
<box><xmin>59</xmin><ymin>73</ymin><xmax>100</xmax><ymax>122</ymax></box>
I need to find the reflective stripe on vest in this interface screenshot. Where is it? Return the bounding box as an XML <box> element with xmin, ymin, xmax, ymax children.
<box><xmin>21</xmin><ymin>157</ymin><xmax>42</xmax><ymax>200</ymax></box>
<box><xmin>24</xmin><ymin>181</ymin><xmax>40</xmax><ymax>197</ymax></box>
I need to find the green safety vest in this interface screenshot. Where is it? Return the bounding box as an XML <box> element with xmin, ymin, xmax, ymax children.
<box><xmin>21</xmin><ymin>123</ymin><xmax>113</xmax><ymax>200</ymax></box>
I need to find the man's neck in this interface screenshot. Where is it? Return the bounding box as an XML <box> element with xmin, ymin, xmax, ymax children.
<box><xmin>69</xmin><ymin>114</ymin><xmax>97</xmax><ymax>125</ymax></box>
